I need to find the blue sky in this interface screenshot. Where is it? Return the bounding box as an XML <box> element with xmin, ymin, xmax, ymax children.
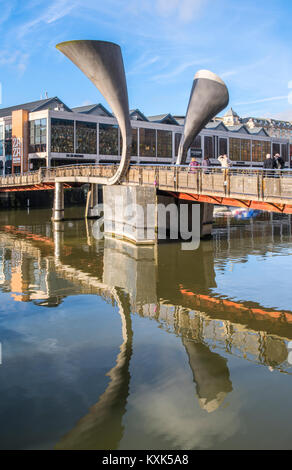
<box><xmin>1</xmin><ymin>0</ymin><xmax>292</xmax><ymax>119</ymax></box>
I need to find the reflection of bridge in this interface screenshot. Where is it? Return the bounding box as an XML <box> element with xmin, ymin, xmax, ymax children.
<box><xmin>1</xmin><ymin>222</ymin><xmax>292</xmax><ymax>370</ymax></box>
<box><xmin>1</xmin><ymin>219</ymin><xmax>292</xmax><ymax>448</ymax></box>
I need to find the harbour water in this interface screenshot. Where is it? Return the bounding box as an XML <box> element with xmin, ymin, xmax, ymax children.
<box><xmin>0</xmin><ymin>207</ymin><xmax>292</xmax><ymax>450</ymax></box>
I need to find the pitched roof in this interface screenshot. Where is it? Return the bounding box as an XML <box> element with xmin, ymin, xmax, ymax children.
<box><xmin>226</xmin><ymin>124</ymin><xmax>249</xmax><ymax>133</ymax></box>
<box><xmin>248</xmin><ymin>127</ymin><xmax>269</xmax><ymax>136</ymax></box>
<box><xmin>130</xmin><ymin>109</ymin><xmax>149</xmax><ymax>121</ymax></box>
<box><xmin>205</xmin><ymin>121</ymin><xmax>228</xmax><ymax>131</ymax></box>
<box><xmin>147</xmin><ymin>113</ymin><xmax>179</xmax><ymax>125</ymax></box>
<box><xmin>72</xmin><ymin>103</ymin><xmax>112</xmax><ymax>116</ymax></box>
<box><xmin>0</xmin><ymin>97</ymin><xmax>71</xmax><ymax>118</ymax></box>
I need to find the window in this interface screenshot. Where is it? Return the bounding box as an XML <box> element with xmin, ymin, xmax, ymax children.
<box><xmin>282</xmin><ymin>144</ymin><xmax>288</xmax><ymax>161</ymax></box>
<box><xmin>229</xmin><ymin>138</ymin><xmax>240</xmax><ymax>160</ymax></box>
<box><xmin>272</xmin><ymin>143</ymin><xmax>280</xmax><ymax>156</ymax></box>
<box><xmin>0</xmin><ymin>124</ymin><xmax>4</xmax><ymax>156</ymax></box>
<box><xmin>219</xmin><ymin>138</ymin><xmax>227</xmax><ymax>156</ymax></box>
<box><xmin>5</xmin><ymin>123</ymin><xmax>12</xmax><ymax>157</ymax></box>
<box><xmin>157</xmin><ymin>130</ymin><xmax>172</xmax><ymax>158</ymax></box>
<box><xmin>251</xmin><ymin>140</ymin><xmax>263</xmax><ymax>162</ymax></box>
<box><xmin>30</xmin><ymin>118</ymin><xmax>47</xmax><ymax>153</ymax></box>
<box><xmin>175</xmin><ymin>133</ymin><xmax>182</xmax><ymax>156</ymax></box>
<box><xmin>51</xmin><ymin>118</ymin><xmax>74</xmax><ymax>153</ymax></box>
<box><xmin>262</xmin><ymin>141</ymin><xmax>271</xmax><ymax>159</ymax></box>
<box><xmin>241</xmin><ymin>139</ymin><xmax>251</xmax><ymax>161</ymax></box>
<box><xmin>204</xmin><ymin>136</ymin><xmax>214</xmax><ymax>158</ymax></box>
<box><xmin>99</xmin><ymin>124</ymin><xmax>118</xmax><ymax>155</ymax></box>
<box><xmin>120</xmin><ymin>127</ymin><xmax>138</xmax><ymax>156</ymax></box>
<box><xmin>76</xmin><ymin>121</ymin><xmax>97</xmax><ymax>154</ymax></box>
<box><xmin>139</xmin><ymin>128</ymin><xmax>156</xmax><ymax>157</ymax></box>
<box><xmin>131</xmin><ymin>128</ymin><xmax>137</xmax><ymax>155</ymax></box>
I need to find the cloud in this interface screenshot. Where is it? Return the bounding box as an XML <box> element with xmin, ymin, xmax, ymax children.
<box><xmin>156</xmin><ymin>0</ymin><xmax>207</xmax><ymax>23</ymax></box>
<box><xmin>127</xmin><ymin>55</ymin><xmax>161</xmax><ymax>76</ymax></box>
<box><xmin>17</xmin><ymin>0</ymin><xmax>76</xmax><ymax>38</ymax></box>
<box><xmin>235</xmin><ymin>95</ymin><xmax>288</xmax><ymax>106</ymax></box>
<box><xmin>152</xmin><ymin>58</ymin><xmax>210</xmax><ymax>81</ymax></box>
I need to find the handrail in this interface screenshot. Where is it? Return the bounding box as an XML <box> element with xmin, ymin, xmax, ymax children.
<box><xmin>1</xmin><ymin>164</ymin><xmax>292</xmax><ymax>204</ymax></box>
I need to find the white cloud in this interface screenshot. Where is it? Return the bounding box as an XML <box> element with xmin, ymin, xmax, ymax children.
<box><xmin>152</xmin><ymin>58</ymin><xmax>210</xmax><ymax>81</ymax></box>
<box><xmin>156</xmin><ymin>0</ymin><xmax>206</xmax><ymax>23</ymax></box>
<box><xmin>235</xmin><ymin>95</ymin><xmax>288</xmax><ymax>106</ymax></box>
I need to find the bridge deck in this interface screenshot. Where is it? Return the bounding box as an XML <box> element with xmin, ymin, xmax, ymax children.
<box><xmin>1</xmin><ymin>164</ymin><xmax>292</xmax><ymax>212</ymax></box>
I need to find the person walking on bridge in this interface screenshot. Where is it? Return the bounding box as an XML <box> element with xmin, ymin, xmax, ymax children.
<box><xmin>275</xmin><ymin>153</ymin><xmax>285</xmax><ymax>170</ymax></box>
<box><xmin>188</xmin><ymin>157</ymin><xmax>200</xmax><ymax>173</ymax></box>
<box><xmin>263</xmin><ymin>153</ymin><xmax>276</xmax><ymax>177</ymax></box>
<box><xmin>218</xmin><ymin>154</ymin><xmax>231</xmax><ymax>168</ymax></box>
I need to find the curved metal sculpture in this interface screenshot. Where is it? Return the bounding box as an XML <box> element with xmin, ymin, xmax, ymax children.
<box><xmin>56</xmin><ymin>40</ymin><xmax>132</xmax><ymax>185</ymax></box>
<box><xmin>176</xmin><ymin>70</ymin><xmax>229</xmax><ymax>165</ymax></box>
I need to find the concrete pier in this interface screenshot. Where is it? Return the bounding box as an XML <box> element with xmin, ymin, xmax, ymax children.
<box><xmin>103</xmin><ymin>185</ymin><xmax>157</xmax><ymax>244</ymax></box>
<box><xmin>103</xmin><ymin>185</ymin><xmax>214</xmax><ymax>244</ymax></box>
<box><xmin>52</xmin><ymin>182</ymin><xmax>64</xmax><ymax>221</ymax></box>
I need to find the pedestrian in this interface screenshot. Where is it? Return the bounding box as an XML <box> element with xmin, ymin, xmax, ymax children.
<box><xmin>218</xmin><ymin>154</ymin><xmax>231</xmax><ymax>188</ymax></box>
<box><xmin>263</xmin><ymin>153</ymin><xmax>276</xmax><ymax>177</ymax></box>
<box><xmin>263</xmin><ymin>154</ymin><xmax>276</xmax><ymax>169</ymax></box>
<box><xmin>274</xmin><ymin>153</ymin><xmax>285</xmax><ymax>170</ymax></box>
<box><xmin>202</xmin><ymin>155</ymin><xmax>211</xmax><ymax>174</ymax></box>
<box><xmin>218</xmin><ymin>154</ymin><xmax>231</xmax><ymax>168</ymax></box>
<box><xmin>188</xmin><ymin>157</ymin><xmax>200</xmax><ymax>173</ymax></box>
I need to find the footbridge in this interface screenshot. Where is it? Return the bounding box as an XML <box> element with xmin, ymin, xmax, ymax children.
<box><xmin>1</xmin><ymin>163</ymin><xmax>292</xmax><ymax>240</ymax></box>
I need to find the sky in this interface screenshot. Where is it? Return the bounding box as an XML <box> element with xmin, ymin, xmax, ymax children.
<box><xmin>0</xmin><ymin>0</ymin><xmax>292</xmax><ymax>120</ymax></box>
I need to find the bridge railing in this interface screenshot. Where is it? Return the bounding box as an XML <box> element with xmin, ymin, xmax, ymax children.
<box><xmin>126</xmin><ymin>165</ymin><xmax>292</xmax><ymax>203</ymax></box>
<box><xmin>1</xmin><ymin>164</ymin><xmax>292</xmax><ymax>204</ymax></box>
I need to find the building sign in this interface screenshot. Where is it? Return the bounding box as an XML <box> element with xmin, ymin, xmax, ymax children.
<box><xmin>66</xmin><ymin>154</ymin><xmax>84</xmax><ymax>158</ymax></box>
<box><xmin>12</xmin><ymin>137</ymin><xmax>22</xmax><ymax>165</ymax></box>
<box><xmin>11</xmin><ymin>109</ymin><xmax>29</xmax><ymax>174</ymax></box>
<box><xmin>190</xmin><ymin>148</ymin><xmax>202</xmax><ymax>158</ymax></box>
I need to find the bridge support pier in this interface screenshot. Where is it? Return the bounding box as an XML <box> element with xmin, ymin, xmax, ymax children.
<box><xmin>52</xmin><ymin>182</ymin><xmax>64</xmax><ymax>221</ymax></box>
<box><xmin>85</xmin><ymin>183</ymin><xmax>102</xmax><ymax>219</ymax></box>
<box><xmin>103</xmin><ymin>185</ymin><xmax>214</xmax><ymax>244</ymax></box>
<box><xmin>103</xmin><ymin>185</ymin><xmax>157</xmax><ymax>244</ymax></box>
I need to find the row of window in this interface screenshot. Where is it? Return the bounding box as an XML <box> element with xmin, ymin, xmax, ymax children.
<box><xmin>50</xmin><ymin>119</ymin><xmax>174</xmax><ymax>157</ymax></box>
<box><xmin>1</xmin><ymin>117</ymin><xmax>289</xmax><ymax>163</ymax></box>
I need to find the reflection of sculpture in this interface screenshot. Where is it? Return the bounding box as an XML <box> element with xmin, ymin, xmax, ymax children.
<box><xmin>56</xmin><ymin>288</ymin><xmax>133</xmax><ymax>450</ymax></box>
<box><xmin>176</xmin><ymin>70</ymin><xmax>229</xmax><ymax>165</ymax></box>
<box><xmin>56</xmin><ymin>40</ymin><xmax>132</xmax><ymax>185</ymax></box>
<box><xmin>182</xmin><ymin>338</ymin><xmax>233</xmax><ymax>412</ymax></box>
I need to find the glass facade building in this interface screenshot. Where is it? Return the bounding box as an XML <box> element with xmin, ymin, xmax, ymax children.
<box><xmin>29</xmin><ymin>118</ymin><xmax>47</xmax><ymax>153</ymax></box>
<box><xmin>99</xmin><ymin>124</ymin><xmax>119</xmax><ymax>155</ymax></box>
<box><xmin>51</xmin><ymin>118</ymin><xmax>74</xmax><ymax>153</ymax></box>
<box><xmin>76</xmin><ymin>121</ymin><xmax>97</xmax><ymax>154</ymax></box>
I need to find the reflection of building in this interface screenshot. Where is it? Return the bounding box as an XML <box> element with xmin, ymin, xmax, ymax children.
<box><xmin>0</xmin><ymin>97</ymin><xmax>289</xmax><ymax>176</ymax></box>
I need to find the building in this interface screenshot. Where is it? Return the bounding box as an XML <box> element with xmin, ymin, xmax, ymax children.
<box><xmin>0</xmin><ymin>97</ymin><xmax>289</xmax><ymax>176</ymax></box>
<box><xmin>219</xmin><ymin>107</ymin><xmax>292</xmax><ymax>143</ymax></box>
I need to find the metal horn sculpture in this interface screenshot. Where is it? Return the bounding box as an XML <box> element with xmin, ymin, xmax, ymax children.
<box><xmin>176</xmin><ymin>70</ymin><xmax>229</xmax><ymax>165</ymax></box>
<box><xmin>56</xmin><ymin>40</ymin><xmax>132</xmax><ymax>185</ymax></box>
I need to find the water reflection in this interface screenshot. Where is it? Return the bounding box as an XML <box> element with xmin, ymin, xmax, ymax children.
<box><xmin>0</xmin><ymin>209</ymin><xmax>292</xmax><ymax>449</ymax></box>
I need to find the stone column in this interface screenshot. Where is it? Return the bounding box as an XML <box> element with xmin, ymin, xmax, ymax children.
<box><xmin>52</xmin><ymin>182</ymin><xmax>64</xmax><ymax>221</ymax></box>
<box><xmin>103</xmin><ymin>185</ymin><xmax>157</xmax><ymax>244</ymax></box>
